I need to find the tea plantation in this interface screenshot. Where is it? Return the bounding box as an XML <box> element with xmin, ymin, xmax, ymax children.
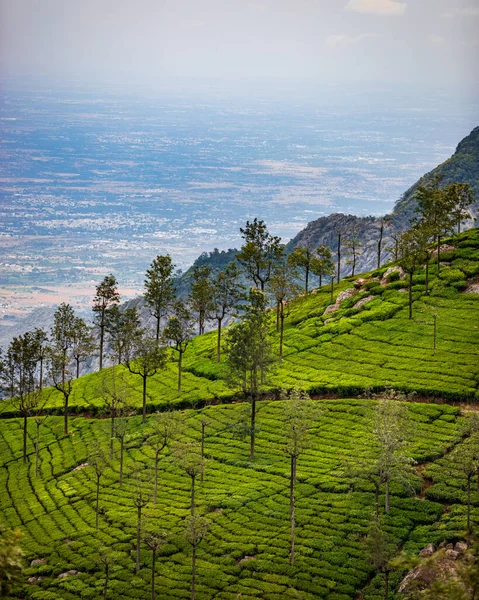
<box><xmin>0</xmin><ymin>398</ymin><xmax>476</xmax><ymax>600</ymax></box>
<box><xmin>1</xmin><ymin>228</ymin><xmax>479</xmax><ymax>599</ymax></box>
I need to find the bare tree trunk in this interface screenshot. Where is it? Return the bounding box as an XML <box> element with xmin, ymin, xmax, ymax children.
<box><xmin>39</xmin><ymin>358</ymin><xmax>43</xmax><ymax>392</ymax></box>
<box><xmin>35</xmin><ymin>422</ymin><xmax>40</xmax><ymax>477</ymax></box>
<box><xmin>337</xmin><ymin>233</ymin><xmax>341</xmax><ymax>284</ymax></box>
<box><xmin>154</xmin><ymin>451</ymin><xmax>159</xmax><ymax>504</ymax></box>
<box><xmin>425</xmin><ymin>260</ymin><xmax>429</xmax><ymax>295</ymax></box>
<box><xmin>279</xmin><ymin>311</ymin><xmax>284</xmax><ymax>363</ymax></box>
<box><xmin>290</xmin><ymin>454</ymin><xmax>297</xmax><ymax>565</ymax></box>
<box><xmin>178</xmin><ymin>351</ymin><xmax>183</xmax><ymax>393</ymax></box>
<box><xmin>377</xmin><ymin>222</ymin><xmax>384</xmax><ymax>270</ymax></box>
<box><xmin>191</xmin><ymin>545</ymin><xmax>197</xmax><ymax>600</ymax></box>
<box><xmin>99</xmin><ymin>320</ymin><xmax>104</xmax><ymax>371</ymax></box>
<box><xmin>76</xmin><ymin>358</ymin><xmax>80</xmax><ymax>379</ymax></box>
<box><xmin>96</xmin><ymin>474</ymin><xmax>100</xmax><ymax>529</ymax></box>
<box><xmin>408</xmin><ymin>271</ymin><xmax>413</xmax><ymax>320</ymax></box>
<box><xmin>142</xmin><ymin>375</ymin><xmax>147</xmax><ymax>424</ymax></box>
<box><xmin>319</xmin><ymin>274</ymin><xmax>322</xmax><ymax>289</ymax></box>
<box><xmin>151</xmin><ymin>548</ymin><xmax>156</xmax><ymax>600</ymax></box>
<box><xmin>191</xmin><ymin>476</ymin><xmax>196</xmax><ymax>515</ymax></box>
<box><xmin>136</xmin><ymin>505</ymin><xmax>142</xmax><ymax>572</ymax></box>
<box><xmin>119</xmin><ymin>437</ymin><xmax>124</xmax><ymax>488</ymax></box>
<box><xmin>23</xmin><ymin>414</ymin><xmax>27</xmax><ymax>464</ymax></box>
<box><xmin>276</xmin><ymin>302</ymin><xmax>280</xmax><ymax>333</ymax></box>
<box><xmin>216</xmin><ymin>318</ymin><xmax>222</xmax><ymax>363</ymax></box>
<box><xmin>156</xmin><ymin>315</ymin><xmax>161</xmax><ymax>345</ymax></box>
<box><xmin>250</xmin><ymin>394</ymin><xmax>256</xmax><ymax>460</ymax></box>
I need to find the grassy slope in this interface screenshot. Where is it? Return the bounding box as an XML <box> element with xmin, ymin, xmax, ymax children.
<box><xmin>1</xmin><ymin>399</ymin><xmax>475</xmax><ymax>600</ymax></box>
<box><xmin>4</xmin><ymin>228</ymin><xmax>477</xmax><ymax>419</ymax></box>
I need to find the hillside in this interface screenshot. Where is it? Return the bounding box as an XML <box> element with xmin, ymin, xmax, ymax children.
<box><xmin>1</xmin><ymin>229</ymin><xmax>479</xmax><ymax>599</ymax></box>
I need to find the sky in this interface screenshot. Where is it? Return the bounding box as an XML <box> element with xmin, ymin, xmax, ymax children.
<box><xmin>0</xmin><ymin>0</ymin><xmax>478</xmax><ymax>93</ymax></box>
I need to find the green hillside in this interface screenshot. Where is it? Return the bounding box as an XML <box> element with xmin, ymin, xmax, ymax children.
<box><xmin>3</xmin><ymin>227</ymin><xmax>478</xmax><ymax>420</ymax></box>
<box><xmin>1</xmin><ymin>229</ymin><xmax>479</xmax><ymax>600</ymax></box>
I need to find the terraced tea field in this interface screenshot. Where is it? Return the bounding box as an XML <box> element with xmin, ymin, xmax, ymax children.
<box><xmin>1</xmin><ymin>398</ymin><xmax>476</xmax><ymax>600</ymax></box>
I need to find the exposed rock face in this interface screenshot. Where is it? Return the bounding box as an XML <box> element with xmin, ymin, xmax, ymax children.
<box><xmin>323</xmin><ymin>288</ymin><xmax>357</xmax><ymax>317</ymax></box>
<box><xmin>465</xmin><ymin>283</ymin><xmax>479</xmax><ymax>294</ymax></box>
<box><xmin>58</xmin><ymin>570</ymin><xmax>80</xmax><ymax>578</ymax></box>
<box><xmin>381</xmin><ymin>266</ymin><xmax>406</xmax><ymax>284</ymax></box>
<box><xmin>30</xmin><ymin>558</ymin><xmax>47</xmax><ymax>566</ymax></box>
<box><xmin>353</xmin><ymin>296</ymin><xmax>375</xmax><ymax>310</ymax></box>
<box><xmin>419</xmin><ymin>544</ymin><xmax>436</xmax><ymax>558</ymax></box>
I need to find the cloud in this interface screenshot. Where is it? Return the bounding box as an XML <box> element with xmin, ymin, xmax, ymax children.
<box><xmin>325</xmin><ymin>33</ymin><xmax>381</xmax><ymax>48</ymax></box>
<box><xmin>345</xmin><ymin>0</ymin><xmax>407</xmax><ymax>16</ymax></box>
<box><xmin>443</xmin><ymin>6</ymin><xmax>479</xmax><ymax>17</ymax></box>
<box><xmin>428</xmin><ymin>34</ymin><xmax>445</xmax><ymax>45</ymax></box>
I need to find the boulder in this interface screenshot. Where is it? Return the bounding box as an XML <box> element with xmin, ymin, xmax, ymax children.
<box><xmin>465</xmin><ymin>283</ymin><xmax>479</xmax><ymax>294</ymax></box>
<box><xmin>354</xmin><ymin>278</ymin><xmax>371</xmax><ymax>289</ymax></box>
<box><xmin>455</xmin><ymin>541</ymin><xmax>468</xmax><ymax>554</ymax></box>
<box><xmin>419</xmin><ymin>544</ymin><xmax>436</xmax><ymax>558</ymax></box>
<box><xmin>31</xmin><ymin>558</ymin><xmax>47</xmax><ymax>566</ymax></box>
<box><xmin>336</xmin><ymin>288</ymin><xmax>357</xmax><ymax>304</ymax></box>
<box><xmin>353</xmin><ymin>295</ymin><xmax>374</xmax><ymax>310</ymax></box>
<box><xmin>58</xmin><ymin>570</ymin><xmax>80</xmax><ymax>579</ymax></box>
<box><xmin>323</xmin><ymin>304</ymin><xmax>338</xmax><ymax>315</ymax></box>
<box><xmin>445</xmin><ymin>549</ymin><xmax>460</xmax><ymax>560</ymax></box>
<box><xmin>72</xmin><ymin>462</ymin><xmax>89</xmax><ymax>472</ymax></box>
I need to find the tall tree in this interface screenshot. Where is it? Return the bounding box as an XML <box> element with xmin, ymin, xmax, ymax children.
<box><xmin>4</xmin><ymin>332</ymin><xmax>41</xmax><ymax>463</ymax></box>
<box><xmin>225</xmin><ymin>288</ymin><xmax>275</xmax><ymax>459</ymax></box>
<box><xmin>446</xmin><ymin>182</ymin><xmax>475</xmax><ymax>235</ymax></box>
<box><xmin>310</xmin><ymin>245</ymin><xmax>334</xmax><ymax>289</ymax></box>
<box><xmin>336</xmin><ymin>232</ymin><xmax>342</xmax><ymax>284</ymax></box>
<box><xmin>236</xmin><ymin>218</ymin><xmax>284</xmax><ymax>291</ymax></box>
<box><xmin>93</xmin><ymin>274</ymin><xmax>120</xmax><ymax>370</ymax></box>
<box><xmin>377</xmin><ymin>217</ymin><xmax>391</xmax><ymax>269</ymax></box>
<box><xmin>88</xmin><ymin>443</ymin><xmax>109</xmax><ymax>530</ymax></box>
<box><xmin>268</xmin><ymin>262</ymin><xmax>301</xmax><ymax>362</ymax></box>
<box><xmin>184</xmin><ymin>515</ymin><xmax>209</xmax><ymax>600</ymax></box>
<box><xmin>32</xmin><ymin>328</ymin><xmax>49</xmax><ymax>392</ymax></box>
<box><xmin>143</xmin><ymin>529</ymin><xmax>167</xmax><ymax>600</ymax></box>
<box><xmin>449</xmin><ymin>439</ymin><xmax>479</xmax><ymax>537</ymax></box>
<box><xmin>398</xmin><ymin>228</ymin><xmax>428</xmax><ymax>319</ymax></box>
<box><xmin>282</xmin><ymin>387</ymin><xmax>318</xmax><ymax>565</ymax></box>
<box><xmin>49</xmin><ymin>303</ymin><xmax>76</xmax><ymax>435</ymax></box>
<box><xmin>344</xmin><ymin>226</ymin><xmax>363</xmax><ymax>277</ymax></box>
<box><xmin>114</xmin><ymin>404</ymin><xmax>133</xmax><ymax>488</ymax></box>
<box><xmin>98</xmin><ymin>368</ymin><xmax>128</xmax><ymax>459</ymax></box>
<box><xmin>148</xmin><ymin>411</ymin><xmax>182</xmax><ymax>504</ymax></box>
<box><xmin>33</xmin><ymin>412</ymin><xmax>48</xmax><ymax>478</ymax></box>
<box><xmin>364</xmin><ymin>518</ymin><xmax>398</xmax><ymax>600</ymax></box>
<box><xmin>71</xmin><ymin>316</ymin><xmax>95</xmax><ymax>378</ymax></box>
<box><xmin>287</xmin><ymin>246</ymin><xmax>314</xmax><ymax>293</ymax></box>
<box><xmin>106</xmin><ymin>306</ymin><xmax>141</xmax><ymax>366</ymax></box>
<box><xmin>174</xmin><ymin>442</ymin><xmax>205</xmax><ymax>515</ymax></box>
<box><xmin>131</xmin><ymin>468</ymin><xmax>151</xmax><ymax>573</ymax></box>
<box><xmin>163</xmin><ymin>300</ymin><xmax>195</xmax><ymax>393</ymax></box>
<box><xmin>188</xmin><ymin>265</ymin><xmax>215</xmax><ymax>336</ymax></box>
<box><xmin>144</xmin><ymin>254</ymin><xmax>176</xmax><ymax>343</ymax></box>
<box><xmin>211</xmin><ymin>262</ymin><xmax>244</xmax><ymax>363</ymax></box>
<box><xmin>124</xmin><ymin>335</ymin><xmax>167</xmax><ymax>424</ymax></box>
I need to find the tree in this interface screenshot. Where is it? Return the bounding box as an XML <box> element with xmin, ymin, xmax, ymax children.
<box><xmin>414</xmin><ymin>177</ymin><xmax>456</xmax><ymax>275</ymax></box>
<box><xmin>131</xmin><ymin>468</ymin><xmax>151</xmax><ymax>572</ymax></box>
<box><xmin>144</xmin><ymin>254</ymin><xmax>176</xmax><ymax>343</ymax></box>
<box><xmin>49</xmin><ymin>303</ymin><xmax>76</xmax><ymax>435</ymax></box>
<box><xmin>71</xmin><ymin>316</ymin><xmax>95</xmax><ymax>378</ymax></box>
<box><xmin>336</xmin><ymin>232</ymin><xmax>342</xmax><ymax>283</ymax></box>
<box><xmin>124</xmin><ymin>335</ymin><xmax>167</xmax><ymax>424</ymax></box>
<box><xmin>143</xmin><ymin>528</ymin><xmax>168</xmax><ymax>600</ymax></box>
<box><xmin>211</xmin><ymin>262</ymin><xmax>244</xmax><ymax>363</ymax></box>
<box><xmin>398</xmin><ymin>228</ymin><xmax>428</xmax><ymax>319</ymax></box>
<box><xmin>184</xmin><ymin>514</ymin><xmax>209</xmax><ymax>600</ymax></box>
<box><xmin>188</xmin><ymin>265</ymin><xmax>215</xmax><ymax>336</ymax></box>
<box><xmin>148</xmin><ymin>411</ymin><xmax>182</xmax><ymax>504</ymax></box>
<box><xmin>32</xmin><ymin>328</ymin><xmax>49</xmax><ymax>392</ymax></box>
<box><xmin>163</xmin><ymin>300</ymin><xmax>195</xmax><ymax>393</ymax></box>
<box><xmin>175</xmin><ymin>442</ymin><xmax>205</xmax><ymax>515</ymax></box>
<box><xmin>287</xmin><ymin>246</ymin><xmax>314</xmax><ymax>293</ymax></box>
<box><xmin>446</xmin><ymin>182</ymin><xmax>475</xmax><ymax>235</ymax></box>
<box><xmin>97</xmin><ymin>547</ymin><xmax>118</xmax><ymax>600</ymax></box>
<box><xmin>98</xmin><ymin>368</ymin><xmax>128</xmax><ymax>459</ymax></box>
<box><xmin>377</xmin><ymin>217</ymin><xmax>391</xmax><ymax>269</ymax></box>
<box><xmin>282</xmin><ymin>387</ymin><xmax>318</xmax><ymax>565</ymax></box>
<box><xmin>268</xmin><ymin>262</ymin><xmax>301</xmax><ymax>362</ymax></box>
<box><xmin>88</xmin><ymin>443</ymin><xmax>109</xmax><ymax>530</ymax></box>
<box><xmin>93</xmin><ymin>274</ymin><xmax>120</xmax><ymax>371</ymax></box>
<box><xmin>373</xmin><ymin>393</ymin><xmax>414</xmax><ymax>513</ymax></box>
<box><xmin>310</xmin><ymin>245</ymin><xmax>334</xmax><ymax>289</ymax></box>
<box><xmin>0</xmin><ymin>525</ymin><xmax>23</xmax><ymax>597</ymax></box>
<box><xmin>114</xmin><ymin>404</ymin><xmax>133</xmax><ymax>488</ymax></box>
<box><xmin>106</xmin><ymin>306</ymin><xmax>141</xmax><ymax>366</ymax></box>
<box><xmin>5</xmin><ymin>332</ymin><xmax>41</xmax><ymax>463</ymax></box>
<box><xmin>344</xmin><ymin>226</ymin><xmax>362</xmax><ymax>277</ymax></box>
<box><xmin>225</xmin><ymin>288</ymin><xmax>275</xmax><ymax>459</ymax></box>
<box><xmin>364</xmin><ymin>518</ymin><xmax>398</xmax><ymax>600</ymax></box>
<box><xmin>33</xmin><ymin>411</ymin><xmax>48</xmax><ymax>478</ymax></box>
<box><xmin>449</xmin><ymin>439</ymin><xmax>479</xmax><ymax>537</ymax></box>
<box><xmin>236</xmin><ymin>218</ymin><xmax>284</xmax><ymax>291</ymax></box>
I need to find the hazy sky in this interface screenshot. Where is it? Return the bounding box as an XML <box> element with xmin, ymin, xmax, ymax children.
<box><xmin>1</xmin><ymin>0</ymin><xmax>478</xmax><ymax>90</ymax></box>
